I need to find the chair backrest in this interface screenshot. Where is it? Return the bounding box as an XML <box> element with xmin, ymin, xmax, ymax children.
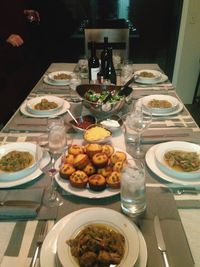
<box><xmin>84</xmin><ymin>28</ymin><xmax>129</xmax><ymax>60</ymax></box>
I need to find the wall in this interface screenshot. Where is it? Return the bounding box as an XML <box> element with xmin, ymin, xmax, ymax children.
<box><xmin>173</xmin><ymin>0</ymin><xmax>200</xmax><ymax>103</ymax></box>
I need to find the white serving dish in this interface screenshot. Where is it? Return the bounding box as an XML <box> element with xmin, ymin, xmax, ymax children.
<box><xmin>47</xmin><ymin>71</ymin><xmax>72</xmax><ymax>85</ymax></box>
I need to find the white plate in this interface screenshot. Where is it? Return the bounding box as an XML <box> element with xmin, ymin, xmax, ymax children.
<box><xmin>0</xmin><ymin>142</ymin><xmax>42</xmax><ymax>181</ymax></box>
<box><xmin>0</xmin><ymin>150</ymin><xmax>50</xmax><ymax>188</ymax></box>
<box><xmin>47</xmin><ymin>71</ymin><xmax>73</xmax><ymax>85</ymax></box>
<box><xmin>134</xmin><ymin>69</ymin><xmax>162</xmax><ymax>82</ymax></box>
<box><xmin>141</xmin><ymin>95</ymin><xmax>179</xmax><ymax>114</ymax></box>
<box><xmin>55</xmin><ymin>148</ymin><xmax>133</xmax><ymax>199</ymax></box>
<box><xmin>145</xmin><ymin>144</ymin><xmax>200</xmax><ymax>185</ymax></box>
<box><xmin>26</xmin><ymin>95</ymin><xmax>64</xmax><ymax>116</ymax></box>
<box><xmin>134</xmin><ymin>72</ymin><xmax>168</xmax><ymax>85</ymax></box>
<box><xmin>56</xmin><ymin>208</ymin><xmax>140</xmax><ymax>267</ymax></box>
<box><xmin>20</xmin><ymin>100</ymin><xmax>70</xmax><ymax>118</ymax></box>
<box><xmin>154</xmin><ymin>141</ymin><xmax>200</xmax><ymax>180</ymax></box>
<box><xmin>40</xmin><ymin>209</ymin><xmax>147</xmax><ymax>267</ymax></box>
<box><xmin>143</xmin><ymin>101</ymin><xmax>183</xmax><ymax>117</ymax></box>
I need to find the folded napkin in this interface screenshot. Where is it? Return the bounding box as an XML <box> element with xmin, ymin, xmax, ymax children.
<box><xmin>0</xmin><ymin>188</ymin><xmax>44</xmax><ymax>220</ymax></box>
<box><xmin>8</xmin><ymin>117</ymin><xmax>48</xmax><ymax>132</ymax></box>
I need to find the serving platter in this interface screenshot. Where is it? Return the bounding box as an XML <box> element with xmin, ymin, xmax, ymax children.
<box><xmin>40</xmin><ymin>208</ymin><xmax>147</xmax><ymax>267</ymax></box>
<box><xmin>20</xmin><ymin>100</ymin><xmax>70</xmax><ymax>118</ymax></box>
<box><xmin>145</xmin><ymin>144</ymin><xmax>200</xmax><ymax>185</ymax></box>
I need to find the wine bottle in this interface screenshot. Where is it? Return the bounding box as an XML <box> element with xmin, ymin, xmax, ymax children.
<box><xmin>88</xmin><ymin>41</ymin><xmax>100</xmax><ymax>83</ymax></box>
<box><xmin>97</xmin><ymin>37</ymin><xmax>108</xmax><ymax>83</ymax></box>
<box><xmin>104</xmin><ymin>47</ymin><xmax>116</xmax><ymax>85</ymax></box>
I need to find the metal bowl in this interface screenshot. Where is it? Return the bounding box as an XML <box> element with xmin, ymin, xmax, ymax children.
<box><xmin>76</xmin><ymin>84</ymin><xmax>132</xmax><ymax>118</ymax></box>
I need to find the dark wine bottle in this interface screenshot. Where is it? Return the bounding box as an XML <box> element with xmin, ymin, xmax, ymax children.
<box><xmin>97</xmin><ymin>37</ymin><xmax>108</xmax><ymax>83</ymax></box>
<box><xmin>88</xmin><ymin>41</ymin><xmax>100</xmax><ymax>83</ymax></box>
<box><xmin>104</xmin><ymin>47</ymin><xmax>116</xmax><ymax>85</ymax></box>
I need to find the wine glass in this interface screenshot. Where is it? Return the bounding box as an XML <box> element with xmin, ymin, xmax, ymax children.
<box><xmin>126</xmin><ymin>104</ymin><xmax>152</xmax><ymax>158</ymax></box>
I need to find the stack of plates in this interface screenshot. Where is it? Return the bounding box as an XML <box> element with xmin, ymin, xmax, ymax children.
<box><xmin>134</xmin><ymin>69</ymin><xmax>168</xmax><ymax>84</ymax></box>
<box><xmin>40</xmin><ymin>208</ymin><xmax>147</xmax><ymax>267</ymax></box>
<box><xmin>44</xmin><ymin>71</ymin><xmax>73</xmax><ymax>86</ymax></box>
<box><xmin>141</xmin><ymin>95</ymin><xmax>183</xmax><ymax>116</ymax></box>
<box><xmin>145</xmin><ymin>141</ymin><xmax>200</xmax><ymax>185</ymax></box>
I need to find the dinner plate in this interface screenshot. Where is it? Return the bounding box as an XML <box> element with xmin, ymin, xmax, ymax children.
<box><xmin>0</xmin><ymin>142</ymin><xmax>42</xmax><ymax>181</ymax></box>
<box><xmin>134</xmin><ymin>69</ymin><xmax>162</xmax><ymax>82</ymax></box>
<box><xmin>143</xmin><ymin>101</ymin><xmax>183</xmax><ymax>117</ymax></box>
<box><xmin>0</xmin><ymin>150</ymin><xmax>50</xmax><ymax>188</ymax></box>
<box><xmin>40</xmin><ymin>209</ymin><xmax>147</xmax><ymax>267</ymax></box>
<box><xmin>47</xmin><ymin>71</ymin><xmax>73</xmax><ymax>85</ymax></box>
<box><xmin>134</xmin><ymin>72</ymin><xmax>168</xmax><ymax>85</ymax></box>
<box><xmin>141</xmin><ymin>95</ymin><xmax>179</xmax><ymax>114</ymax></box>
<box><xmin>55</xmin><ymin>147</ymin><xmax>133</xmax><ymax>199</ymax></box>
<box><xmin>56</xmin><ymin>208</ymin><xmax>140</xmax><ymax>267</ymax></box>
<box><xmin>154</xmin><ymin>141</ymin><xmax>200</xmax><ymax>180</ymax></box>
<box><xmin>26</xmin><ymin>95</ymin><xmax>64</xmax><ymax>116</ymax></box>
<box><xmin>145</xmin><ymin>144</ymin><xmax>200</xmax><ymax>185</ymax></box>
<box><xmin>20</xmin><ymin>100</ymin><xmax>70</xmax><ymax>118</ymax></box>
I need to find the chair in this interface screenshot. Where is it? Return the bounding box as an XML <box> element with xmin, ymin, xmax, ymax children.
<box><xmin>84</xmin><ymin>28</ymin><xmax>129</xmax><ymax>60</ymax></box>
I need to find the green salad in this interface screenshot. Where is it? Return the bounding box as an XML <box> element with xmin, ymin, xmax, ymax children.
<box><xmin>84</xmin><ymin>89</ymin><xmax>123</xmax><ymax>104</ymax></box>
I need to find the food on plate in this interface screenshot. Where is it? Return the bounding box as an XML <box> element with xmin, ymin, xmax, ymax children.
<box><xmin>59</xmin><ymin>143</ymin><xmax>127</xmax><ymax>191</ymax></box>
<box><xmin>67</xmin><ymin>224</ymin><xmax>125</xmax><ymax>267</ymax></box>
<box><xmin>59</xmin><ymin>163</ymin><xmax>76</xmax><ymax>179</ymax></box>
<box><xmin>84</xmin><ymin>89</ymin><xmax>124</xmax><ymax>104</ymax></box>
<box><xmin>0</xmin><ymin>150</ymin><xmax>34</xmax><ymax>172</ymax></box>
<box><xmin>69</xmin><ymin>170</ymin><xmax>88</xmax><ymax>188</ymax></box>
<box><xmin>106</xmin><ymin>171</ymin><xmax>121</xmax><ymax>189</ymax></box>
<box><xmin>147</xmin><ymin>99</ymin><xmax>172</xmax><ymax>109</ymax></box>
<box><xmin>88</xmin><ymin>174</ymin><xmax>106</xmax><ymax>191</ymax></box>
<box><xmin>164</xmin><ymin>150</ymin><xmax>200</xmax><ymax>172</ymax></box>
<box><xmin>53</xmin><ymin>73</ymin><xmax>72</xmax><ymax>80</ymax></box>
<box><xmin>34</xmin><ymin>98</ymin><xmax>58</xmax><ymax>110</ymax></box>
<box><xmin>91</xmin><ymin>152</ymin><xmax>108</xmax><ymax>168</ymax></box>
<box><xmin>68</xmin><ymin>144</ymin><xmax>85</xmax><ymax>156</ymax></box>
<box><xmin>84</xmin><ymin>125</ymin><xmax>111</xmax><ymax>142</ymax></box>
<box><xmin>139</xmin><ymin>71</ymin><xmax>156</xmax><ymax>78</ymax></box>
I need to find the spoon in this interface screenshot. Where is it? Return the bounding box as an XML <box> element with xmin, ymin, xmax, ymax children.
<box><xmin>175</xmin><ymin>189</ymin><xmax>198</xmax><ymax>195</ymax></box>
<box><xmin>67</xmin><ymin>109</ymin><xmax>79</xmax><ymax>125</ymax></box>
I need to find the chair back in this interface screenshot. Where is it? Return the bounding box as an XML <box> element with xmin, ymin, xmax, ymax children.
<box><xmin>84</xmin><ymin>28</ymin><xmax>129</xmax><ymax>60</ymax></box>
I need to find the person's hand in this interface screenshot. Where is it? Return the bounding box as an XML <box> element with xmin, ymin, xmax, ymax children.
<box><xmin>6</xmin><ymin>34</ymin><xmax>24</xmax><ymax>47</ymax></box>
<box><xmin>24</xmin><ymin>9</ymin><xmax>40</xmax><ymax>23</ymax></box>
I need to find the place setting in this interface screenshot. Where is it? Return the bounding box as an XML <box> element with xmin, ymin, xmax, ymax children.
<box><xmin>43</xmin><ymin>71</ymin><xmax>73</xmax><ymax>86</ymax></box>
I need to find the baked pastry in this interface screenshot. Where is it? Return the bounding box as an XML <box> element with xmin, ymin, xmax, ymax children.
<box><xmin>102</xmin><ymin>144</ymin><xmax>114</xmax><ymax>157</ymax></box>
<box><xmin>113</xmin><ymin>161</ymin><xmax>124</xmax><ymax>172</ymax></box>
<box><xmin>88</xmin><ymin>174</ymin><xmax>106</xmax><ymax>191</ymax></box>
<box><xmin>62</xmin><ymin>154</ymin><xmax>74</xmax><ymax>165</ymax></box>
<box><xmin>59</xmin><ymin>163</ymin><xmax>76</xmax><ymax>180</ymax></box>
<box><xmin>106</xmin><ymin>171</ymin><xmax>121</xmax><ymax>189</ymax></box>
<box><xmin>110</xmin><ymin>151</ymin><xmax>126</xmax><ymax>165</ymax></box>
<box><xmin>74</xmin><ymin>154</ymin><xmax>90</xmax><ymax>169</ymax></box>
<box><xmin>68</xmin><ymin>144</ymin><xmax>84</xmax><ymax>156</ymax></box>
<box><xmin>92</xmin><ymin>152</ymin><xmax>108</xmax><ymax>168</ymax></box>
<box><xmin>69</xmin><ymin>170</ymin><xmax>88</xmax><ymax>188</ymax></box>
<box><xmin>85</xmin><ymin>143</ymin><xmax>102</xmax><ymax>158</ymax></box>
<box><xmin>83</xmin><ymin>163</ymin><xmax>96</xmax><ymax>176</ymax></box>
<box><xmin>97</xmin><ymin>166</ymin><xmax>113</xmax><ymax>177</ymax></box>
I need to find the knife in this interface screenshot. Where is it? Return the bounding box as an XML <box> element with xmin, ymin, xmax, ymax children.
<box><xmin>154</xmin><ymin>216</ymin><xmax>170</xmax><ymax>267</ymax></box>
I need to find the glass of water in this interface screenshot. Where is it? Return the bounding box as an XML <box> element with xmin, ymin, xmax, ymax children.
<box><xmin>120</xmin><ymin>159</ymin><xmax>146</xmax><ymax>217</ymax></box>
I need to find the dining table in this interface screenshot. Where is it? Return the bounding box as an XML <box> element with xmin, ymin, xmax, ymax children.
<box><xmin>0</xmin><ymin>62</ymin><xmax>200</xmax><ymax>267</ymax></box>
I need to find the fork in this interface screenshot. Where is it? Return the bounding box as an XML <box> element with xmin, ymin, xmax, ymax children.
<box><xmin>30</xmin><ymin>221</ymin><xmax>48</xmax><ymax>267</ymax></box>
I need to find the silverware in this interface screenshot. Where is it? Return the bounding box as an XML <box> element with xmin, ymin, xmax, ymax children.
<box><xmin>168</xmin><ymin>187</ymin><xmax>199</xmax><ymax>195</ymax></box>
<box><xmin>30</xmin><ymin>221</ymin><xmax>48</xmax><ymax>267</ymax></box>
<box><xmin>0</xmin><ymin>200</ymin><xmax>39</xmax><ymax>207</ymax></box>
<box><xmin>154</xmin><ymin>215</ymin><xmax>170</xmax><ymax>267</ymax></box>
<box><xmin>144</xmin><ymin>133</ymin><xmax>189</xmax><ymax>138</ymax></box>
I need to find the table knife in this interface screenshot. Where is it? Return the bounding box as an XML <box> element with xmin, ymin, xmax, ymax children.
<box><xmin>154</xmin><ymin>216</ymin><xmax>170</xmax><ymax>267</ymax></box>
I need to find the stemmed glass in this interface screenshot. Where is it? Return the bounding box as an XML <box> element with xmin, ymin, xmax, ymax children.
<box><xmin>126</xmin><ymin>103</ymin><xmax>152</xmax><ymax>158</ymax></box>
<box><xmin>37</xmin><ymin>124</ymin><xmax>67</xmax><ymax>207</ymax></box>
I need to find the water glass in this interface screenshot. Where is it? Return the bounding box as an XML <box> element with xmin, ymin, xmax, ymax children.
<box><xmin>121</xmin><ymin>60</ymin><xmax>133</xmax><ymax>84</ymax></box>
<box><xmin>47</xmin><ymin>116</ymin><xmax>64</xmax><ymax>131</ymax></box>
<box><xmin>78</xmin><ymin>58</ymin><xmax>88</xmax><ymax>79</ymax></box>
<box><xmin>120</xmin><ymin>159</ymin><xmax>146</xmax><ymax>217</ymax></box>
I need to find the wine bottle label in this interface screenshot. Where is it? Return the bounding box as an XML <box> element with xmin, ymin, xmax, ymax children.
<box><xmin>91</xmin><ymin>67</ymin><xmax>100</xmax><ymax>81</ymax></box>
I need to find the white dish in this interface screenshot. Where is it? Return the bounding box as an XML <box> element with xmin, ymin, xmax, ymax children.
<box><xmin>145</xmin><ymin>144</ymin><xmax>200</xmax><ymax>185</ymax></box>
<box><xmin>26</xmin><ymin>95</ymin><xmax>64</xmax><ymax>116</ymax></box>
<box><xmin>55</xmin><ymin>148</ymin><xmax>133</xmax><ymax>199</ymax></box>
<box><xmin>143</xmin><ymin>101</ymin><xmax>183</xmax><ymax>117</ymax></box>
<box><xmin>0</xmin><ymin>150</ymin><xmax>50</xmax><ymax>188</ymax></box>
<box><xmin>154</xmin><ymin>141</ymin><xmax>200</xmax><ymax>180</ymax></box>
<box><xmin>47</xmin><ymin>71</ymin><xmax>73</xmax><ymax>85</ymax></box>
<box><xmin>0</xmin><ymin>142</ymin><xmax>42</xmax><ymax>181</ymax></box>
<box><xmin>134</xmin><ymin>72</ymin><xmax>168</xmax><ymax>85</ymax></box>
<box><xmin>40</xmin><ymin>209</ymin><xmax>147</xmax><ymax>267</ymax></box>
<box><xmin>56</xmin><ymin>208</ymin><xmax>140</xmax><ymax>267</ymax></box>
<box><xmin>141</xmin><ymin>95</ymin><xmax>179</xmax><ymax>114</ymax></box>
<box><xmin>20</xmin><ymin>100</ymin><xmax>70</xmax><ymax>118</ymax></box>
<box><xmin>134</xmin><ymin>69</ymin><xmax>162</xmax><ymax>82</ymax></box>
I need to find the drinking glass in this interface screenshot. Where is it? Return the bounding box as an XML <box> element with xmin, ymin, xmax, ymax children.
<box><xmin>120</xmin><ymin>60</ymin><xmax>133</xmax><ymax>85</ymax></box>
<box><xmin>47</xmin><ymin>116</ymin><xmax>64</xmax><ymax>131</ymax></box>
<box><xmin>77</xmin><ymin>58</ymin><xmax>88</xmax><ymax>79</ymax></box>
<box><xmin>121</xmin><ymin>159</ymin><xmax>146</xmax><ymax>217</ymax></box>
<box><xmin>125</xmin><ymin>104</ymin><xmax>152</xmax><ymax>158</ymax></box>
